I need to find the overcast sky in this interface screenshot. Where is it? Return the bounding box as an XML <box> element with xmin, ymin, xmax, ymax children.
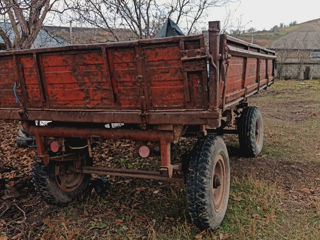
<box><xmin>209</xmin><ymin>0</ymin><xmax>320</xmax><ymax>31</ymax></box>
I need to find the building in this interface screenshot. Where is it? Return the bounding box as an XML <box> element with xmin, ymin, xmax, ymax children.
<box><xmin>268</xmin><ymin>19</ymin><xmax>320</xmax><ymax>80</ymax></box>
<box><xmin>0</xmin><ymin>23</ymin><xmax>134</xmax><ymax>51</ymax></box>
<box><xmin>44</xmin><ymin>26</ymin><xmax>135</xmax><ymax>44</ymax></box>
<box><xmin>0</xmin><ymin>22</ymin><xmax>66</xmax><ymax>49</ymax></box>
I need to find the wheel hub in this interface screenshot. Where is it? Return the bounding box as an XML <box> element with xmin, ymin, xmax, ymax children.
<box><xmin>212</xmin><ymin>155</ymin><xmax>226</xmax><ymax>211</ymax></box>
<box><xmin>213</xmin><ymin>175</ymin><xmax>221</xmax><ymax>188</ymax></box>
<box><xmin>54</xmin><ymin>158</ymin><xmax>85</xmax><ymax>192</ymax></box>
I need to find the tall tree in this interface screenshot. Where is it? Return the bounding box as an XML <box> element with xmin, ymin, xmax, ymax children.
<box><xmin>65</xmin><ymin>0</ymin><xmax>233</xmax><ymax>40</ymax></box>
<box><xmin>0</xmin><ymin>0</ymin><xmax>59</xmax><ymax>50</ymax></box>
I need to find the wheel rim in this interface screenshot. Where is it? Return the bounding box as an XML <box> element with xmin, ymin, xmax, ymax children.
<box><xmin>54</xmin><ymin>157</ymin><xmax>85</xmax><ymax>192</ymax></box>
<box><xmin>212</xmin><ymin>154</ymin><xmax>226</xmax><ymax>211</ymax></box>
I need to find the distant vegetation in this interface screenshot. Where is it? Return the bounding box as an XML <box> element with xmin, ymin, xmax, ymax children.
<box><xmin>229</xmin><ymin>20</ymin><xmax>300</xmax><ymax>46</ymax></box>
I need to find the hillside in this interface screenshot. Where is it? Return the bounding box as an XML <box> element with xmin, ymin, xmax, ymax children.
<box><xmin>236</xmin><ymin>18</ymin><xmax>320</xmax><ymax>47</ymax></box>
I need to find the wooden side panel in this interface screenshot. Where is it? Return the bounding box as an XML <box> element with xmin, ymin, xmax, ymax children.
<box><xmin>268</xmin><ymin>59</ymin><xmax>273</xmax><ymax>77</ymax></box>
<box><xmin>144</xmin><ymin>44</ymin><xmax>185</xmax><ymax>109</ymax></box>
<box><xmin>142</xmin><ymin>38</ymin><xmax>207</xmax><ymax>110</ymax></box>
<box><xmin>40</xmin><ymin>50</ymin><xmax>115</xmax><ymax>108</ymax></box>
<box><xmin>223</xmin><ymin>35</ymin><xmax>276</xmax><ymax>106</ymax></box>
<box><xmin>225</xmin><ymin>55</ymin><xmax>268</xmax><ymax>103</ymax></box>
<box><xmin>259</xmin><ymin>59</ymin><xmax>266</xmax><ymax>81</ymax></box>
<box><xmin>226</xmin><ymin>57</ymin><xmax>243</xmax><ymax>94</ymax></box>
<box><xmin>110</xmin><ymin>47</ymin><xmax>140</xmax><ymax>108</ymax></box>
<box><xmin>0</xmin><ymin>56</ymin><xmax>18</xmax><ymax>108</ymax></box>
<box><xmin>188</xmin><ymin>71</ymin><xmax>206</xmax><ymax>108</ymax></box>
<box><xmin>0</xmin><ymin>36</ymin><xmax>208</xmax><ymax>116</ymax></box>
<box><xmin>0</xmin><ymin>34</ymin><xmax>208</xmax><ymax>126</ymax></box>
<box><xmin>245</xmin><ymin>58</ymin><xmax>257</xmax><ymax>86</ymax></box>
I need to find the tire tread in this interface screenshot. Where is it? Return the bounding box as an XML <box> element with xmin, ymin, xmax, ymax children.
<box><xmin>187</xmin><ymin>136</ymin><xmax>230</xmax><ymax>230</ymax></box>
<box><xmin>237</xmin><ymin>106</ymin><xmax>263</xmax><ymax>157</ymax></box>
<box><xmin>33</xmin><ymin>156</ymin><xmax>91</xmax><ymax>206</ymax></box>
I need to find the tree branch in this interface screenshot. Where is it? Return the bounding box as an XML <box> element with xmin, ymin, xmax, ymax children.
<box><xmin>0</xmin><ymin>26</ymin><xmax>12</xmax><ymax>49</ymax></box>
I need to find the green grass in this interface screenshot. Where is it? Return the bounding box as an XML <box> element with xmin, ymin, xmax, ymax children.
<box><xmin>217</xmin><ymin>177</ymin><xmax>279</xmax><ymax>240</ymax></box>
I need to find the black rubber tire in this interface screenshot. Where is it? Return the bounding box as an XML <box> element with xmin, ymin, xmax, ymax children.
<box><xmin>237</xmin><ymin>106</ymin><xmax>264</xmax><ymax>157</ymax></box>
<box><xmin>187</xmin><ymin>135</ymin><xmax>230</xmax><ymax>230</ymax></box>
<box><xmin>33</xmin><ymin>153</ymin><xmax>91</xmax><ymax>205</ymax></box>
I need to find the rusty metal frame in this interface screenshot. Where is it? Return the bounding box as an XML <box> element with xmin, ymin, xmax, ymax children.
<box><xmin>225</xmin><ymin>35</ymin><xmax>276</xmax><ymax>55</ymax></box>
<box><xmin>23</xmin><ymin>124</ymin><xmax>174</xmax><ymax>142</ymax></box>
<box><xmin>0</xmin><ymin>35</ymin><xmax>206</xmax><ymax>57</ymax></box>
<box><xmin>75</xmin><ymin>166</ymin><xmax>183</xmax><ymax>182</ymax></box>
<box><xmin>5</xmin><ymin>109</ymin><xmax>221</xmax><ymax>125</ymax></box>
<box><xmin>228</xmin><ymin>46</ymin><xmax>276</xmax><ymax>60</ymax></box>
<box><xmin>23</xmin><ymin>122</ymin><xmax>180</xmax><ymax>179</ymax></box>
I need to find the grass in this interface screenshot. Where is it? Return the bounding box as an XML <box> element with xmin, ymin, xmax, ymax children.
<box><xmin>3</xmin><ymin>80</ymin><xmax>320</xmax><ymax>239</ymax></box>
<box><xmin>34</xmin><ymin>177</ymin><xmax>279</xmax><ymax>240</ymax></box>
<box><xmin>216</xmin><ymin>177</ymin><xmax>279</xmax><ymax>240</ymax></box>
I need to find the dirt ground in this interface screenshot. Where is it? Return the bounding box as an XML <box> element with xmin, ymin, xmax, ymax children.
<box><xmin>0</xmin><ymin>80</ymin><xmax>319</xmax><ymax>239</ymax></box>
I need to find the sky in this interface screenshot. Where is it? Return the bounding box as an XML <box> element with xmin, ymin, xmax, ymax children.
<box><xmin>209</xmin><ymin>0</ymin><xmax>320</xmax><ymax>31</ymax></box>
<box><xmin>42</xmin><ymin>0</ymin><xmax>320</xmax><ymax>34</ymax></box>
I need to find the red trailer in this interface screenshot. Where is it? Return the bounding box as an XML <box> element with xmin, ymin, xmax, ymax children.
<box><xmin>0</xmin><ymin>21</ymin><xmax>275</xmax><ymax>230</ymax></box>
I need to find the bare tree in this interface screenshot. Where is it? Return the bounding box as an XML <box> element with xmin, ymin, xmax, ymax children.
<box><xmin>64</xmin><ymin>0</ymin><xmax>233</xmax><ymax>40</ymax></box>
<box><xmin>0</xmin><ymin>0</ymin><xmax>60</xmax><ymax>50</ymax></box>
<box><xmin>275</xmin><ymin>49</ymin><xmax>290</xmax><ymax>79</ymax></box>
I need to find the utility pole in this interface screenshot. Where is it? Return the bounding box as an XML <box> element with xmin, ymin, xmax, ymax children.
<box><xmin>69</xmin><ymin>21</ymin><xmax>73</xmax><ymax>44</ymax></box>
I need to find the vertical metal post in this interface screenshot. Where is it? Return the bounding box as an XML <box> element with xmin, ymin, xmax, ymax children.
<box><xmin>160</xmin><ymin>139</ymin><xmax>172</xmax><ymax>178</ymax></box>
<box><xmin>33</xmin><ymin>53</ymin><xmax>47</xmax><ymax>106</ymax></box>
<box><xmin>256</xmin><ymin>58</ymin><xmax>261</xmax><ymax>91</ymax></box>
<box><xmin>220</xmin><ymin>35</ymin><xmax>228</xmax><ymax>111</ymax></box>
<box><xmin>35</xmin><ymin>134</ymin><xmax>49</xmax><ymax>165</ymax></box>
<box><xmin>266</xmin><ymin>59</ymin><xmax>269</xmax><ymax>85</ymax></box>
<box><xmin>135</xmin><ymin>45</ymin><xmax>148</xmax><ymax>121</ymax></box>
<box><xmin>242</xmin><ymin>57</ymin><xmax>248</xmax><ymax>96</ymax></box>
<box><xmin>101</xmin><ymin>47</ymin><xmax>117</xmax><ymax>103</ymax></box>
<box><xmin>159</xmin><ymin>138</ymin><xmax>181</xmax><ymax>178</ymax></box>
<box><xmin>180</xmin><ymin>40</ymin><xmax>191</xmax><ymax>105</ymax></box>
<box><xmin>208</xmin><ymin>21</ymin><xmax>220</xmax><ymax>110</ymax></box>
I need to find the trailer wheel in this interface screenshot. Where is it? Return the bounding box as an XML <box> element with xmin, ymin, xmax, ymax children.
<box><xmin>237</xmin><ymin>106</ymin><xmax>263</xmax><ymax>157</ymax></box>
<box><xmin>187</xmin><ymin>135</ymin><xmax>230</xmax><ymax>230</ymax></box>
<box><xmin>33</xmin><ymin>153</ymin><xmax>91</xmax><ymax>205</ymax></box>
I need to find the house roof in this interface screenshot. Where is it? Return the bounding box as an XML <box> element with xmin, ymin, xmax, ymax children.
<box><xmin>269</xmin><ymin>19</ymin><xmax>320</xmax><ymax>50</ymax></box>
<box><xmin>0</xmin><ymin>22</ymin><xmax>66</xmax><ymax>49</ymax></box>
<box><xmin>44</xmin><ymin>26</ymin><xmax>136</xmax><ymax>44</ymax></box>
<box><xmin>0</xmin><ymin>22</ymin><xmax>135</xmax><ymax>50</ymax></box>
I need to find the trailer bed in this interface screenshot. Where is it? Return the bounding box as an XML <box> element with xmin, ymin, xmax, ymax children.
<box><xmin>0</xmin><ymin>28</ymin><xmax>275</xmax><ymax>127</ymax></box>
